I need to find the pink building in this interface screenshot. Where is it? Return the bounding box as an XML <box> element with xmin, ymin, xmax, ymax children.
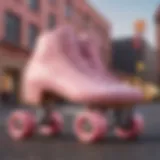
<box><xmin>0</xmin><ymin>0</ymin><xmax>109</xmax><ymax>102</ymax></box>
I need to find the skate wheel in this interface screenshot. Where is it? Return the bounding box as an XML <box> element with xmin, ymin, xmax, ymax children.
<box><xmin>50</xmin><ymin>112</ymin><xmax>64</xmax><ymax>135</ymax></box>
<box><xmin>7</xmin><ymin>110</ymin><xmax>35</xmax><ymax>141</ymax></box>
<box><xmin>114</xmin><ymin>114</ymin><xmax>144</xmax><ymax>140</ymax></box>
<box><xmin>74</xmin><ymin>111</ymin><xmax>107</xmax><ymax>144</ymax></box>
<box><xmin>39</xmin><ymin>112</ymin><xmax>63</xmax><ymax>136</ymax></box>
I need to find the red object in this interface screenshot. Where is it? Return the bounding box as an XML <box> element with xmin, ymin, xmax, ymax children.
<box><xmin>114</xmin><ymin>114</ymin><xmax>144</xmax><ymax>140</ymax></box>
<box><xmin>7</xmin><ymin>110</ymin><xmax>35</xmax><ymax>140</ymax></box>
<box><xmin>51</xmin><ymin>112</ymin><xmax>64</xmax><ymax>134</ymax></box>
<box><xmin>74</xmin><ymin>111</ymin><xmax>108</xmax><ymax>143</ymax></box>
<box><xmin>133</xmin><ymin>36</ymin><xmax>142</xmax><ymax>49</ymax></box>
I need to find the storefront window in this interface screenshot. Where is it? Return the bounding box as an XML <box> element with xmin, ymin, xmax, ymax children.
<box><xmin>48</xmin><ymin>14</ymin><xmax>56</xmax><ymax>29</ymax></box>
<box><xmin>65</xmin><ymin>0</ymin><xmax>73</xmax><ymax>19</ymax></box>
<box><xmin>27</xmin><ymin>0</ymin><xmax>40</xmax><ymax>11</ymax></box>
<box><xmin>4</xmin><ymin>12</ymin><xmax>21</xmax><ymax>45</ymax></box>
<box><xmin>28</xmin><ymin>23</ymin><xmax>39</xmax><ymax>49</ymax></box>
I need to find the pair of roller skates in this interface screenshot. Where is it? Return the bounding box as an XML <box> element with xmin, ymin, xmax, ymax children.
<box><xmin>7</xmin><ymin>25</ymin><xmax>144</xmax><ymax>144</ymax></box>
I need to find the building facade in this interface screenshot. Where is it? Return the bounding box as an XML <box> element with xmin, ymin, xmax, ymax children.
<box><xmin>0</xmin><ymin>0</ymin><xmax>109</xmax><ymax>104</ymax></box>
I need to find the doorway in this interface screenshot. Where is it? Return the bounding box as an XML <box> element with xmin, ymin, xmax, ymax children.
<box><xmin>3</xmin><ymin>68</ymin><xmax>20</xmax><ymax>105</ymax></box>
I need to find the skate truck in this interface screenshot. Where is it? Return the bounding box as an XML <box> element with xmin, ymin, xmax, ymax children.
<box><xmin>7</xmin><ymin>25</ymin><xmax>145</xmax><ymax>144</ymax></box>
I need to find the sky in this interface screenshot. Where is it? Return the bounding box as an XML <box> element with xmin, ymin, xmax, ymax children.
<box><xmin>89</xmin><ymin>0</ymin><xmax>160</xmax><ymax>44</ymax></box>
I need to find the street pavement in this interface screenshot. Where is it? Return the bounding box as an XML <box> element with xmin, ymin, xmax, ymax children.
<box><xmin>0</xmin><ymin>103</ymin><xmax>160</xmax><ymax>160</ymax></box>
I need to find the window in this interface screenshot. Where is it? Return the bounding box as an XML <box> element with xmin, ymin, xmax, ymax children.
<box><xmin>28</xmin><ymin>24</ymin><xmax>39</xmax><ymax>49</ymax></box>
<box><xmin>65</xmin><ymin>0</ymin><xmax>73</xmax><ymax>19</ymax></box>
<box><xmin>4</xmin><ymin>12</ymin><xmax>21</xmax><ymax>45</ymax></box>
<box><xmin>15</xmin><ymin>0</ymin><xmax>22</xmax><ymax>3</ymax></box>
<box><xmin>48</xmin><ymin>14</ymin><xmax>56</xmax><ymax>29</ymax></box>
<box><xmin>49</xmin><ymin>0</ymin><xmax>56</xmax><ymax>5</ymax></box>
<box><xmin>27</xmin><ymin>0</ymin><xmax>39</xmax><ymax>11</ymax></box>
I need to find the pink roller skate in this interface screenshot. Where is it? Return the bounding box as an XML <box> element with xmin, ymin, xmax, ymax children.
<box><xmin>7</xmin><ymin>25</ymin><xmax>144</xmax><ymax>143</ymax></box>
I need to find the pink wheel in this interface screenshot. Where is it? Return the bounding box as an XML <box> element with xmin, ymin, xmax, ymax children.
<box><xmin>39</xmin><ymin>112</ymin><xmax>63</xmax><ymax>136</ymax></box>
<box><xmin>114</xmin><ymin>114</ymin><xmax>144</xmax><ymax>140</ymax></box>
<box><xmin>74</xmin><ymin>111</ymin><xmax>107</xmax><ymax>144</ymax></box>
<box><xmin>7</xmin><ymin>110</ymin><xmax>35</xmax><ymax>141</ymax></box>
<box><xmin>51</xmin><ymin>112</ymin><xmax>64</xmax><ymax>135</ymax></box>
